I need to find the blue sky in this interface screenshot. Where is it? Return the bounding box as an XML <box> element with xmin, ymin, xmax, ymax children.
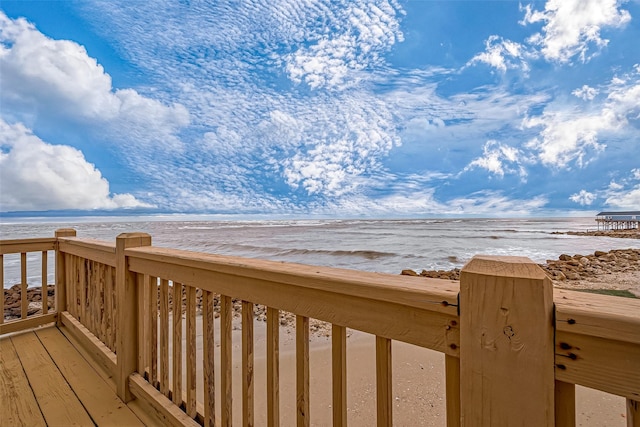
<box><xmin>1</xmin><ymin>0</ymin><xmax>639</xmax><ymax>217</ymax></box>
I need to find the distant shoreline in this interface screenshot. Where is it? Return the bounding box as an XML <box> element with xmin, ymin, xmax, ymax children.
<box><xmin>552</xmin><ymin>228</ymin><xmax>639</xmax><ymax>239</ymax></box>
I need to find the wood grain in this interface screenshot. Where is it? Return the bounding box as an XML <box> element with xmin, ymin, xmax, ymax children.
<box><xmin>221</xmin><ymin>294</ymin><xmax>233</xmax><ymax>427</ymax></box>
<box><xmin>203</xmin><ymin>290</ymin><xmax>216</xmax><ymax>427</ymax></box>
<box><xmin>11</xmin><ymin>331</ymin><xmax>94</xmax><ymax>426</ymax></box>
<box><xmin>332</xmin><ymin>324</ymin><xmax>347</xmax><ymax>427</ymax></box>
<box><xmin>376</xmin><ymin>336</ymin><xmax>392</xmax><ymax>427</ymax></box>
<box><xmin>267</xmin><ymin>307</ymin><xmax>280</xmax><ymax>427</ymax></box>
<box><xmin>186</xmin><ymin>285</ymin><xmax>197</xmax><ymax>418</ymax></box>
<box><xmin>0</xmin><ymin>336</ymin><xmax>46</xmax><ymax>426</ymax></box>
<box><xmin>460</xmin><ymin>256</ymin><xmax>554</xmax><ymax>426</ymax></box>
<box><xmin>242</xmin><ymin>300</ymin><xmax>255</xmax><ymax>427</ymax></box>
<box><xmin>296</xmin><ymin>315</ymin><xmax>310</xmax><ymax>427</ymax></box>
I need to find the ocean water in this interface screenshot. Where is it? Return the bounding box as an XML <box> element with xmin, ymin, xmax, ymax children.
<box><xmin>1</xmin><ymin>216</ymin><xmax>638</xmax><ymax>288</ymax></box>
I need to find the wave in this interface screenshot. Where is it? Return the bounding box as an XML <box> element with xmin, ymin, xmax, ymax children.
<box><xmin>276</xmin><ymin>248</ymin><xmax>398</xmax><ymax>260</ymax></box>
<box><xmin>203</xmin><ymin>242</ymin><xmax>404</xmax><ymax>261</ymax></box>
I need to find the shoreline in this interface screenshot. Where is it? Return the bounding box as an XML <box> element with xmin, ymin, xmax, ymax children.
<box><xmin>4</xmin><ymin>243</ymin><xmax>640</xmax><ymax>321</ymax></box>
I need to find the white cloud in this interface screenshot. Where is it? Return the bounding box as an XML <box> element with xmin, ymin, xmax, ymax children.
<box><xmin>632</xmin><ymin>168</ymin><xmax>640</xmax><ymax>180</ymax></box>
<box><xmin>464</xmin><ymin>140</ymin><xmax>527</xmax><ymax>179</ymax></box>
<box><xmin>569</xmin><ymin>190</ymin><xmax>596</xmax><ymax>205</ymax></box>
<box><xmin>572</xmin><ymin>85</ymin><xmax>599</xmax><ymax>100</ymax></box>
<box><xmin>523</xmin><ymin>112</ymin><xmax>610</xmax><ymax>168</ymax></box>
<box><xmin>0</xmin><ymin>120</ymin><xmax>152</xmax><ymax>211</ymax></box>
<box><xmin>524</xmin><ymin>66</ymin><xmax>640</xmax><ymax>168</ymax></box>
<box><xmin>605</xmin><ymin>186</ymin><xmax>640</xmax><ymax>209</ymax></box>
<box><xmin>284</xmin><ymin>2</ymin><xmax>404</xmax><ymax>89</ymax></box>
<box><xmin>446</xmin><ymin>192</ymin><xmax>548</xmax><ymax>216</ymax></box>
<box><xmin>0</xmin><ymin>12</ymin><xmax>189</xmax><ymax>150</ymax></box>
<box><xmin>521</xmin><ymin>0</ymin><xmax>631</xmax><ymax>63</ymax></box>
<box><xmin>466</xmin><ymin>36</ymin><xmax>530</xmax><ymax>73</ymax></box>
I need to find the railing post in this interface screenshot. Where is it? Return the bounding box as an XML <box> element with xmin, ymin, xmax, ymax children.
<box><xmin>459</xmin><ymin>255</ymin><xmax>554</xmax><ymax>426</ymax></box>
<box><xmin>116</xmin><ymin>232</ymin><xmax>152</xmax><ymax>402</ymax></box>
<box><xmin>55</xmin><ymin>228</ymin><xmax>76</xmax><ymax>326</ymax></box>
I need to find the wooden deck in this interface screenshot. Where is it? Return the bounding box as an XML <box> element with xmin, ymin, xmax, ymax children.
<box><xmin>1</xmin><ymin>325</ymin><xmax>151</xmax><ymax>426</ymax></box>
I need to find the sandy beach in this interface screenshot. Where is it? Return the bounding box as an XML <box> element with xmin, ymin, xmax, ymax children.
<box><xmin>181</xmin><ymin>313</ymin><xmax>629</xmax><ymax>426</ymax></box>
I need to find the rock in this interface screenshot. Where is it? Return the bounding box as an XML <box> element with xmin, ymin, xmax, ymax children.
<box><xmin>594</xmin><ymin>250</ymin><xmax>608</xmax><ymax>257</ymax></box>
<box><xmin>565</xmin><ymin>272</ymin><xmax>581</xmax><ymax>280</ymax></box>
<box><xmin>401</xmin><ymin>269</ymin><xmax>419</xmax><ymax>276</ymax></box>
<box><xmin>559</xmin><ymin>254</ymin><xmax>572</xmax><ymax>261</ymax></box>
<box><xmin>579</xmin><ymin>257</ymin><xmax>590</xmax><ymax>266</ymax></box>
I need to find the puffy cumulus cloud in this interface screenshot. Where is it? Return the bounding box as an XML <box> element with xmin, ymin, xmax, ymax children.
<box><xmin>463</xmin><ymin>140</ymin><xmax>528</xmax><ymax>179</ymax></box>
<box><xmin>0</xmin><ymin>12</ymin><xmax>189</xmax><ymax>149</ymax></box>
<box><xmin>602</xmin><ymin>169</ymin><xmax>640</xmax><ymax>209</ymax></box>
<box><xmin>569</xmin><ymin>189</ymin><xmax>596</xmax><ymax>205</ymax></box>
<box><xmin>524</xmin><ymin>66</ymin><xmax>640</xmax><ymax>168</ymax></box>
<box><xmin>521</xmin><ymin>0</ymin><xmax>631</xmax><ymax>63</ymax></box>
<box><xmin>572</xmin><ymin>85</ymin><xmax>599</xmax><ymax>101</ymax></box>
<box><xmin>523</xmin><ymin>111</ymin><xmax>611</xmax><ymax>168</ymax></box>
<box><xmin>605</xmin><ymin>186</ymin><xmax>640</xmax><ymax>209</ymax></box>
<box><xmin>284</xmin><ymin>1</ymin><xmax>404</xmax><ymax>89</ymax></box>
<box><xmin>466</xmin><ymin>36</ymin><xmax>530</xmax><ymax>73</ymax></box>
<box><xmin>0</xmin><ymin>120</ymin><xmax>152</xmax><ymax>212</ymax></box>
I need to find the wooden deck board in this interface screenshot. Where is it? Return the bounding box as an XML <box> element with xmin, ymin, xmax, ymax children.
<box><xmin>1</xmin><ymin>326</ymin><xmax>149</xmax><ymax>426</ymax></box>
<box><xmin>36</xmin><ymin>327</ymin><xmax>145</xmax><ymax>426</ymax></box>
<box><xmin>0</xmin><ymin>336</ymin><xmax>46</xmax><ymax>427</ymax></box>
<box><xmin>11</xmin><ymin>330</ymin><xmax>94</xmax><ymax>426</ymax></box>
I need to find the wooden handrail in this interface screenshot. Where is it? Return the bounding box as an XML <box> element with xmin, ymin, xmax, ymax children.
<box><xmin>0</xmin><ymin>237</ymin><xmax>55</xmax><ymax>255</ymax></box>
<box><xmin>2</xmin><ymin>231</ymin><xmax>638</xmax><ymax>426</ymax></box>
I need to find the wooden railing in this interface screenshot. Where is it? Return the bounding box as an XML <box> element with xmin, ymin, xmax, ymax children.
<box><xmin>1</xmin><ymin>235</ymin><xmax>59</xmax><ymax>334</ymax></box>
<box><xmin>1</xmin><ymin>230</ymin><xmax>639</xmax><ymax>426</ymax></box>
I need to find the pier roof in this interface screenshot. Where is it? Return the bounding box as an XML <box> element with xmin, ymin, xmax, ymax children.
<box><xmin>596</xmin><ymin>211</ymin><xmax>640</xmax><ymax>216</ymax></box>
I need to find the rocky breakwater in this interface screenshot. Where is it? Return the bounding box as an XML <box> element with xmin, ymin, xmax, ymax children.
<box><xmin>4</xmin><ymin>285</ymin><xmax>55</xmax><ymax>320</ymax></box>
<box><xmin>540</xmin><ymin>248</ymin><xmax>640</xmax><ymax>283</ymax></box>
<box><xmin>401</xmin><ymin>248</ymin><xmax>640</xmax><ymax>295</ymax></box>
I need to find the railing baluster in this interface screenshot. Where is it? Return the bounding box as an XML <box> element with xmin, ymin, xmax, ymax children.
<box><xmin>20</xmin><ymin>252</ymin><xmax>27</xmax><ymax>319</ymax></box>
<box><xmin>41</xmin><ymin>251</ymin><xmax>47</xmax><ymax>315</ymax></box>
<box><xmin>242</xmin><ymin>300</ymin><xmax>254</xmax><ymax>427</ymax></box>
<box><xmin>172</xmin><ymin>282</ymin><xmax>183</xmax><ymax>407</ymax></box>
<box><xmin>376</xmin><ymin>336</ymin><xmax>392</xmax><ymax>427</ymax></box>
<box><xmin>445</xmin><ymin>354</ymin><xmax>461</xmax><ymax>427</ymax></box>
<box><xmin>332</xmin><ymin>324</ymin><xmax>347</xmax><ymax>427</ymax></box>
<box><xmin>98</xmin><ymin>263</ymin><xmax>105</xmax><ymax>342</ymax></box>
<box><xmin>105</xmin><ymin>266</ymin><xmax>114</xmax><ymax>351</ymax></box>
<box><xmin>66</xmin><ymin>254</ymin><xmax>73</xmax><ymax>316</ymax></box>
<box><xmin>267</xmin><ymin>307</ymin><xmax>280</xmax><ymax>427</ymax></box>
<box><xmin>221</xmin><ymin>295</ymin><xmax>233</xmax><ymax>427</ymax></box>
<box><xmin>203</xmin><ymin>290</ymin><xmax>215</xmax><ymax>427</ymax></box>
<box><xmin>80</xmin><ymin>257</ymin><xmax>86</xmax><ymax>323</ymax></box>
<box><xmin>74</xmin><ymin>256</ymin><xmax>80</xmax><ymax>319</ymax></box>
<box><xmin>160</xmin><ymin>278</ymin><xmax>170</xmax><ymax>397</ymax></box>
<box><xmin>55</xmin><ymin>228</ymin><xmax>75</xmax><ymax>323</ymax></box>
<box><xmin>137</xmin><ymin>273</ymin><xmax>146</xmax><ymax>374</ymax></box>
<box><xmin>554</xmin><ymin>380</ymin><xmax>575</xmax><ymax>426</ymax></box>
<box><xmin>87</xmin><ymin>260</ymin><xmax>94</xmax><ymax>333</ymax></box>
<box><xmin>296</xmin><ymin>315</ymin><xmax>309</xmax><ymax>427</ymax></box>
<box><xmin>186</xmin><ymin>285</ymin><xmax>197</xmax><ymax>418</ymax></box>
<box><xmin>148</xmin><ymin>276</ymin><xmax>158</xmax><ymax>385</ymax></box>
